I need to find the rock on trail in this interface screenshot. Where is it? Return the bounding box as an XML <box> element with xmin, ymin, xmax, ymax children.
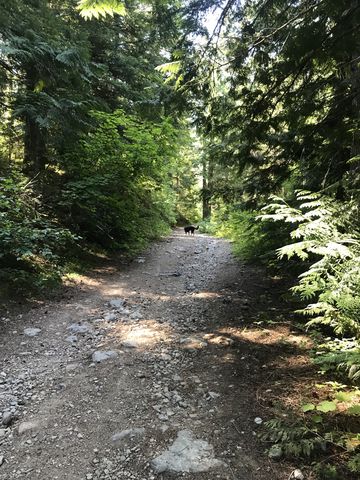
<box><xmin>151</xmin><ymin>430</ymin><xmax>225</xmax><ymax>473</ymax></box>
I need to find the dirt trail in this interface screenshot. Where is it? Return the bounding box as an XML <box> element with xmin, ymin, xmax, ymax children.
<box><xmin>0</xmin><ymin>230</ymin><xmax>307</xmax><ymax>480</ymax></box>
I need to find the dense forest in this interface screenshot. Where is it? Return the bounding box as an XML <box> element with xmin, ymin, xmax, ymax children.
<box><xmin>1</xmin><ymin>0</ymin><xmax>360</xmax><ymax>477</ymax></box>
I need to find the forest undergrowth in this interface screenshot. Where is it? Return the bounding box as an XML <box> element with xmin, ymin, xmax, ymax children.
<box><xmin>206</xmin><ymin>192</ymin><xmax>360</xmax><ymax>479</ymax></box>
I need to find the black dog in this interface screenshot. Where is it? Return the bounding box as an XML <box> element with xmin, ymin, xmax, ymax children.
<box><xmin>184</xmin><ymin>225</ymin><xmax>199</xmax><ymax>235</ymax></box>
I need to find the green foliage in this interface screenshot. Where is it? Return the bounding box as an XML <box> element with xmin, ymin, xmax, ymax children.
<box><xmin>313</xmin><ymin>338</ymin><xmax>360</xmax><ymax>384</ymax></box>
<box><xmin>0</xmin><ymin>173</ymin><xmax>77</xmax><ymax>293</ymax></box>
<box><xmin>313</xmin><ymin>463</ymin><xmax>339</xmax><ymax>480</ymax></box>
<box><xmin>0</xmin><ymin>0</ymin><xmax>195</xmax><ymax>293</ymax></box>
<box><xmin>348</xmin><ymin>453</ymin><xmax>360</xmax><ymax>474</ymax></box>
<box><xmin>204</xmin><ymin>205</ymin><xmax>290</xmax><ymax>263</ymax></box>
<box><xmin>262</xmin><ymin>417</ymin><xmax>325</xmax><ymax>458</ymax></box>
<box><xmin>260</xmin><ymin>191</ymin><xmax>360</xmax><ymax>339</ymax></box>
<box><xmin>173</xmin><ymin>139</ymin><xmax>202</xmax><ymax>224</ymax></box>
<box><xmin>263</xmin><ymin>412</ymin><xmax>360</xmax><ymax>478</ymax></box>
<box><xmin>184</xmin><ymin>0</ymin><xmax>360</xmax><ymax>200</ymax></box>
<box><xmin>58</xmin><ymin>109</ymin><xmax>179</xmax><ymax>252</ymax></box>
<box><xmin>302</xmin><ymin>387</ymin><xmax>360</xmax><ymax>415</ymax></box>
<box><xmin>77</xmin><ymin>0</ymin><xmax>126</xmax><ymax>19</ymax></box>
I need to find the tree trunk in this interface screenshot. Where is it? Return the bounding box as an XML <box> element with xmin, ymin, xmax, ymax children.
<box><xmin>23</xmin><ymin>117</ymin><xmax>47</xmax><ymax>175</ymax></box>
<box><xmin>350</xmin><ymin>0</ymin><xmax>360</xmax><ymax>177</ymax></box>
<box><xmin>202</xmin><ymin>158</ymin><xmax>213</xmax><ymax>220</ymax></box>
<box><xmin>23</xmin><ymin>67</ymin><xmax>47</xmax><ymax>176</ymax></box>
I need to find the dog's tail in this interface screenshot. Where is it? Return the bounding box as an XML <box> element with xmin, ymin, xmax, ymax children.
<box><xmin>195</xmin><ymin>226</ymin><xmax>199</xmax><ymax>230</ymax></box>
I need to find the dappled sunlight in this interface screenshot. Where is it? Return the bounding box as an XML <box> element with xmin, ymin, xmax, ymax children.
<box><xmin>270</xmin><ymin>353</ymin><xmax>310</xmax><ymax>370</ymax></box>
<box><xmin>217</xmin><ymin>352</ymin><xmax>238</xmax><ymax>364</ymax></box>
<box><xmin>178</xmin><ymin>335</ymin><xmax>208</xmax><ymax>350</ymax></box>
<box><xmin>190</xmin><ymin>291</ymin><xmax>222</xmax><ymax>299</ymax></box>
<box><xmin>216</xmin><ymin>325</ymin><xmax>312</xmax><ymax>348</ymax></box>
<box><xmin>101</xmin><ymin>319</ymin><xmax>176</xmax><ymax>351</ymax></box>
<box><xmin>203</xmin><ymin>333</ymin><xmax>235</xmax><ymax>346</ymax></box>
<box><xmin>102</xmin><ymin>288</ymin><xmax>225</xmax><ymax>304</ymax></box>
<box><xmin>64</xmin><ymin>273</ymin><xmax>113</xmax><ymax>291</ymax></box>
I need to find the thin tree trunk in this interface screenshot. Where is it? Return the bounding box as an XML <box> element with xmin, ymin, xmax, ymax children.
<box><xmin>23</xmin><ymin>67</ymin><xmax>47</xmax><ymax>176</ymax></box>
<box><xmin>23</xmin><ymin>117</ymin><xmax>47</xmax><ymax>175</ymax></box>
<box><xmin>202</xmin><ymin>159</ymin><xmax>212</xmax><ymax>220</ymax></box>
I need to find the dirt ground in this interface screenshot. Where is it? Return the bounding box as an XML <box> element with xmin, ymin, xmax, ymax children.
<box><xmin>0</xmin><ymin>229</ymin><xmax>313</xmax><ymax>480</ymax></box>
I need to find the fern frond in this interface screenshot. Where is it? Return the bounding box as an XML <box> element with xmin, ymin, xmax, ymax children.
<box><xmin>300</xmin><ymin>200</ymin><xmax>322</xmax><ymax>209</ymax></box>
<box><xmin>155</xmin><ymin>61</ymin><xmax>181</xmax><ymax>75</ymax></box>
<box><xmin>277</xmin><ymin>241</ymin><xmax>313</xmax><ymax>260</ymax></box>
<box><xmin>77</xmin><ymin>0</ymin><xmax>126</xmax><ymax>19</ymax></box>
<box><xmin>295</xmin><ymin>190</ymin><xmax>321</xmax><ymax>200</ymax></box>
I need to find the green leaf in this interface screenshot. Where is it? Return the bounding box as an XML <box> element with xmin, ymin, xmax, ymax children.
<box><xmin>347</xmin><ymin>405</ymin><xmax>360</xmax><ymax>415</ymax></box>
<box><xmin>311</xmin><ymin>414</ymin><xmax>323</xmax><ymax>423</ymax></box>
<box><xmin>77</xmin><ymin>0</ymin><xmax>126</xmax><ymax>20</ymax></box>
<box><xmin>34</xmin><ymin>79</ymin><xmax>45</xmax><ymax>93</ymax></box>
<box><xmin>316</xmin><ymin>401</ymin><xmax>337</xmax><ymax>413</ymax></box>
<box><xmin>302</xmin><ymin>403</ymin><xmax>316</xmax><ymax>412</ymax></box>
<box><xmin>335</xmin><ymin>392</ymin><xmax>356</xmax><ymax>402</ymax></box>
<box><xmin>155</xmin><ymin>61</ymin><xmax>181</xmax><ymax>75</ymax></box>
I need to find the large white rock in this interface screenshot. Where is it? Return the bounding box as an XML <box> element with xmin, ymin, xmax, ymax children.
<box><xmin>108</xmin><ymin>299</ymin><xmax>126</xmax><ymax>310</ymax></box>
<box><xmin>68</xmin><ymin>323</ymin><xmax>92</xmax><ymax>334</ymax></box>
<box><xmin>23</xmin><ymin>327</ymin><xmax>41</xmax><ymax>337</ymax></box>
<box><xmin>92</xmin><ymin>351</ymin><xmax>117</xmax><ymax>363</ymax></box>
<box><xmin>151</xmin><ymin>430</ymin><xmax>225</xmax><ymax>473</ymax></box>
<box><xmin>18</xmin><ymin>420</ymin><xmax>40</xmax><ymax>435</ymax></box>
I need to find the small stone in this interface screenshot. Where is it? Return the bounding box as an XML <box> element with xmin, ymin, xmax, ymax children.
<box><xmin>0</xmin><ymin>455</ymin><xmax>4</xmax><ymax>467</ymax></box>
<box><xmin>18</xmin><ymin>421</ymin><xmax>40</xmax><ymax>435</ymax></box>
<box><xmin>108</xmin><ymin>299</ymin><xmax>126</xmax><ymax>309</ymax></box>
<box><xmin>111</xmin><ymin>428</ymin><xmax>145</xmax><ymax>442</ymax></box>
<box><xmin>0</xmin><ymin>429</ymin><xmax>6</xmax><ymax>437</ymax></box>
<box><xmin>291</xmin><ymin>469</ymin><xmax>305</xmax><ymax>480</ymax></box>
<box><xmin>206</xmin><ymin>392</ymin><xmax>220</xmax><ymax>400</ymax></box>
<box><xmin>254</xmin><ymin>417</ymin><xmax>263</xmax><ymax>425</ymax></box>
<box><xmin>68</xmin><ymin>323</ymin><xmax>92</xmax><ymax>334</ymax></box>
<box><xmin>86</xmin><ymin>474</ymin><xmax>93</xmax><ymax>480</ymax></box>
<box><xmin>104</xmin><ymin>313</ymin><xmax>118</xmax><ymax>322</ymax></box>
<box><xmin>23</xmin><ymin>328</ymin><xmax>41</xmax><ymax>337</ymax></box>
<box><xmin>2</xmin><ymin>412</ymin><xmax>13</xmax><ymax>426</ymax></box>
<box><xmin>158</xmin><ymin>414</ymin><xmax>169</xmax><ymax>422</ymax></box>
<box><xmin>92</xmin><ymin>351</ymin><xmax>118</xmax><ymax>363</ymax></box>
<box><xmin>65</xmin><ymin>335</ymin><xmax>78</xmax><ymax>343</ymax></box>
<box><xmin>66</xmin><ymin>363</ymin><xmax>81</xmax><ymax>372</ymax></box>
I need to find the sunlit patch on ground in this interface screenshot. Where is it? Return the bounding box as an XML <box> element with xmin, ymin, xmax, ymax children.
<box><xmin>270</xmin><ymin>354</ymin><xmax>311</xmax><ymax>369</ymax></box>
<box><xmin>179</xmin><ymin>335</ymin><xmax>208</xmax><ymax>350</ymax></box>
<box><xmin>203</xmin><ymin>333</ymin><xmax>235</xmax><ymax>346</ymax></box>
<box><xmin>190</xmin><ymin>291</ymin><xmax>222</xmax><ymax>299</ymax></box>
<box><xmin>105</xmin><ymin>320</ymin><xmax>175</xmax><ymax>350</ymax></box>
<box><xmin>217</xmin><ymin>325</ymin><xmax>312</xmax><ymax>348</ymax></box>
<box><xmin>218</xmin><ymin>352</ymin><xmax>238</xmax><ymax>364</ymax></box>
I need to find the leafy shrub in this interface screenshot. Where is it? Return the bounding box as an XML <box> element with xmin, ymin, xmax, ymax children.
<box><xmin>259</xmin><ymin>191</ymin><xmax>360</xmax><ymax>339</ymax></box>
<box><xmin>203</xmin><ymin>204</ymin><xmax>290</xmax><ymax>263</ymax></box>
<box><xmin>0</xmin><ymin>173</ymin><xmax>77</xmax><ymax>293</ymax></box>
<box><xmin>263</xmin><ymin>410</ymin><xmax>360</xmax><ymax>478</ymax></box>
<box><xmin>313</xmin><ymin>338</ymin><xmax>360</xmax><ymax>384</ymax></box>
<box><xmin>57</xmin><ymin>110</ymin><xmax>178</xmax><ymax>252</ymax></box>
